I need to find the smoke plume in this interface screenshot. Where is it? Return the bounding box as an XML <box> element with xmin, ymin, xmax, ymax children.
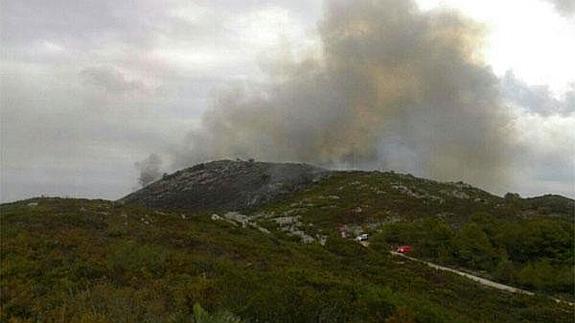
<box><xmin>178</xmin><ymin>0</ymin><xmax>513</xmax><ymax>190</ymax></box>
<box><xmin>135</xmin><ymin>153</ymin><xmax>163</xmax><ymax>187</ymax></box>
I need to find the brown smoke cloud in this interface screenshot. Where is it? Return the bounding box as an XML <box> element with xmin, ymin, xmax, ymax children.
<box><xmin>177</xmin><ymin>0</ymin><xmax>513</xmax><ymax>191</ymax></box>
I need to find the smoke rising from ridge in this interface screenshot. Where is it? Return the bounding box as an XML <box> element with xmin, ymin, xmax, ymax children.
<box><xmin>177</xmin><ymin>0</ymin><xmax>513</xmax><ymax>190</ymax></box>
<box><xmin>136</xmin><ymin>154</ymin><xmax>163</xmax><ymax>187</ymax></box>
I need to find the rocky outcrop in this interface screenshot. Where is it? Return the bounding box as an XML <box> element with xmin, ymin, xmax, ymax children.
<box><xmin>119</xmin><ymin>159</ymin><xmax>327</xmax><ymax>211</ymax></box>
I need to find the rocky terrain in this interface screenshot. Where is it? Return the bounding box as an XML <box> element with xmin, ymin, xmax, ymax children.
<box><xmin>120</xmin><ymin>159</ymin><xmax>326</xmax><ymax>211</ymax></box>
<box><xmin>121</xmin><ymin>160</ymin><xmax>573</xmax><ymax>226</ymax></box>
<box><xmin>120</xmin><ymin>160</ymin><xmax>574</xmax><ymax>248</ymax></box>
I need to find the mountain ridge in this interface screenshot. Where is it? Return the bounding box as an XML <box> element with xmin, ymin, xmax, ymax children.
<box><xmin>120</xmin><ymin>159</ymin><xmax>574</xmax><ymax>221</ymax></box>
<box><xmin>119</xmin><ymin>159</ymin><xmax>327</xmax><ymax>212</ymax></box>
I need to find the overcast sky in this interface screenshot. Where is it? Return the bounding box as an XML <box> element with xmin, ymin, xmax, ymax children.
<box><xmin>1</xmin><ymin>0</ymin><xmax>574</xmax><ymax>202</ymax></box>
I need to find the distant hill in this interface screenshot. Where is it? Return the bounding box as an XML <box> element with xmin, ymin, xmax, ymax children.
<box><xmin>120</xmin><ymin>160</ymin><xmax>573</xmax><ymax>223</ymax></box>
<box><xmin>522</xmin><ymin>194</ymin><xmax>575</xmax><ymax>216</ymax></box>
<box><xmin>120</xmin><ymin>159</ymin><xmax>326</xmax><ymax>212</ymax></box>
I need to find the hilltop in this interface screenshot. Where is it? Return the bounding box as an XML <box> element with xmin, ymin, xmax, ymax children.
<box><xmin>120</xmin><ymin>160</ymin><xmax>326</xmax><ymax>211</ymax></box>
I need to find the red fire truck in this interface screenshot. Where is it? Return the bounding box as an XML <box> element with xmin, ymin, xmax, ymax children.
<box><xmin>396</xmin><ymin>245</ymin><xmax>412</xmax><ymax>254</ymax></box>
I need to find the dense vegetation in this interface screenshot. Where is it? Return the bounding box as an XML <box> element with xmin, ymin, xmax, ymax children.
<box><xmin>1</xmin><ymin>197</ymin><xmax>573</xmax><ymax>322</ymax></box>
<box><xmin>372</xmin><ymin>214</ymin><xmax>574</xmax><ymax>297</ymax></box>
<box><xmin>2</xmin><ymin>168</ymin><xmax>574</xmax><ymax>322</ymax></box>
<box><xmin>248</xmin><ymin>171</ymin><xmax>574</xmax><ymax>298</ymax></box>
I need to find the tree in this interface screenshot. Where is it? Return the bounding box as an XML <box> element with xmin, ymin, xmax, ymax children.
<box><xmin>452</xmin><ymin>223</ymin><xmax>497</xmax><ymax>270</ymax></box>
<box><xmin>417</xmin><ymin>218</ymin><xmax>454</xmax><ymax>260</ymax></box>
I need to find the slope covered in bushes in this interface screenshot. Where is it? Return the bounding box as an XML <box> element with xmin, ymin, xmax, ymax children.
<box><xmin>1</xmin><ymin>197</ymin><xmax>573</xmax><ymax>322</ymax></box>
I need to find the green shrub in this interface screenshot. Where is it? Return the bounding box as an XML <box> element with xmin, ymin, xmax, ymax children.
<box><xmin>107</xmin><ymin>241</ymin><xmax>169</xmax><ymax>279</ymax></box>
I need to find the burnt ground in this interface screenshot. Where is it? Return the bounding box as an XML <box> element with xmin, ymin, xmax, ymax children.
<box><xmin>119</xmin><ymin>159</ymin><xmax>327</xmax><ymax>212</ymax></box>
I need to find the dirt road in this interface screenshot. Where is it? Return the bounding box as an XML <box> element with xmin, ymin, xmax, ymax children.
<box><xmin>390</xmin><ymin>251</ymin><xmax>574</xmax><ymax>306</ymax></box>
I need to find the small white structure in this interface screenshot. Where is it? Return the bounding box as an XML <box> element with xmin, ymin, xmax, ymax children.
<box><xmin>355</xmin><ymin>233</ymin><xmax>368</xmax><ymax>242</ymax></box>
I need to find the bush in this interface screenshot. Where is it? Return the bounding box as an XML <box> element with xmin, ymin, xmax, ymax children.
<box><xmin>193</xmin><ymin>303</ymin><xmax>242</xmax><ymax>323</ymax></box>
<box><xmin>451</xmin><ymin>223</ymin><xmax>497</xmax><ymax>270</ymax></box>
<box><xmin>107</xmin><ymin>241</ymin><xmax>169</xmax><ymax>280</ymax></box>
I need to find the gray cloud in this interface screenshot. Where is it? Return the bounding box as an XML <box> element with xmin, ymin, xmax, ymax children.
<box><xmin>0</xmin><ymin>64</ymin><xmax>186</xmax><ymax>201</ymax></box>
<box><xmin>80</xmin><ymin>66</ymin><xmax>148</xmax><ymax>94</ymax></box>
<box><xmin>507</xmin><ymin>111</ymin><xmax>575</xmax><ymax>198</ymax></box>
<box><xmin>1</xmin><ymin>0</ymin><xmax>165</xmax><ymax>49</ymax></box>
<box><xmin>500</xmin><ymin>71</ymin><xmax>575</xmax><ymax>197</ymax></box>
<box><xmin>0</xmin><ymin>0</ymin><xmax>321</xmax><ymax>202</ymax></box>
<box><xmin>502</xmin><ymin>71</ymin><xmax>575</xmax><ymax>116</ymax></box>
<box><xmin>544</xmin><ymin>0</ymin><xmax>575</xmax><ymax>16</ymax></box>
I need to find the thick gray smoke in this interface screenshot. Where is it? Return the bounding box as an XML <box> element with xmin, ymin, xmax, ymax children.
<box><xmin>178</xmin><ymin>0</ymin><xmax>513</xmax><ymax>190</ymax></box>
<box><xmin>135</xmin><ymin>153</ymin><xmax>163</xmax><ymax>187</ymax></box>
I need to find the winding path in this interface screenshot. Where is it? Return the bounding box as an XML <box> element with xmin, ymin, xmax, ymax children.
<box><xmin>390</xmin><ymin>251</ymin><xmax>574</xmax><ymax>306</ymax></box>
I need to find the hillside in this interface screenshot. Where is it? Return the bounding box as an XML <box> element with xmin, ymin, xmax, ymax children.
<box><xmin>1</xmin><ymin>161</ymin><xmax>574</xmax><ymax>322</ymax></box>
<box><xmin>121</xmin><ymin>160</ymin><xmax>573</xmax><ymax>222</ymax></box>
<box><xmin>120</xmin><ymin>160</ymin><xmax>326</xmax><ymax>211</ymax></box>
